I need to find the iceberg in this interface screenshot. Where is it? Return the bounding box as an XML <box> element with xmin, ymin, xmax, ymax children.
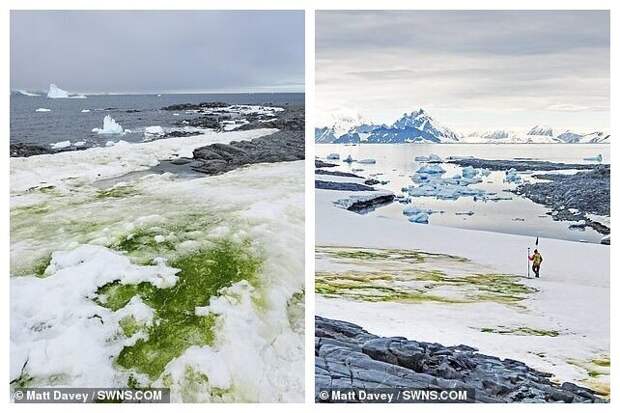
<box><xmin>343</xmin><ymin>154</ymin><xmax>354</xmax><ymax>163</ymax></box>
<box><xmin>357</xmin><ymin>158</ymin><xmax>376</xmax><ymax>164</ymax></box>
<box><xmin>583</xmin><ymin>154</ymin><xmax>603</xmax><ymax>162</ymax></box>
<box><xmin>504</xmin><ymin>168</ymin><xmax>522</xmax><ymax>183</ymax></box>
<box><xmin>326</xmin><ymin>153</ymin><xmax>340</xmax><ymax>160</ymax></box>
<box><xmin>92</xmin><ymin>115</ymin><xmax>125</xmax><ymax>135</ymax></box>
<box><xmin>408</xmin><ymin>212</ymin><xmax>429</xmax><ymax>224</ymax></box>
<box><xmin>47</xmin><ymin>83</ymin><xmax>70</xmax><ymax>99</ymax></box>
<box><xmin>461</xmin><ymin>166</ymin><xmax>477</xmax><ymax>178</ymax></box>
<box><xmin>35</xmin><ymin>108</ymin><xmax>51</xmax><ymax>112</ymax></box>
<box><xmin>50</xmin><ymin>140</ymin><xmax>71</xmax><ymax>149</ymax></box>
<box><xmin>81</xmin><ymin>109</ymin><xmax>91</xmax><ymax>113</ymax></box>
<box><xmin>416</xmin><ymin>164</ymin><xmax>445</xmax><ymax>175</ymax></box>
<box><xmin>414</xmin><ymin>154</ymin><xmax>443</xmax><ymax>163</ymax></box>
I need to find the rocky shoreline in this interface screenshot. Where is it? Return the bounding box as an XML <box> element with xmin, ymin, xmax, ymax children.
<box><xmin>315</xmin><ymin>316</ymin><xmax>604</xmax><ymax>403</ymax></box>
<box><xmin>188</xmin><ymin>104</ymin><xmax>304</xmax><ymax>175</ymax></box>
<box><xmin>448</xmin><ymin>158</ymin><xmax>594</xmax><ymax>172</ymax></box>
<box><xmin>513</xmin><ymin>165</ymin><xmax>610</xmax><ymax>237</ymax></box>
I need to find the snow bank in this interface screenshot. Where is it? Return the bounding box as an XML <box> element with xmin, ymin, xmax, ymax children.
<box><xmin>92</xmin><ymin>115</ymin><xmax>125</xmax><ymax>135</ymax></box>
<box><xmin>144</xmin><ymin>126</ymin><xmax>165</xmax><ymax>138</ymax></box>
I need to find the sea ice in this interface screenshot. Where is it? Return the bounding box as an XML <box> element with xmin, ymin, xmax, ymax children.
<box><xmin>504</xmin><ymin>168</ymin><xmax>522</xmax><ymax>183</ymax></box>
<box><xmin>50</xmin><ymin>140</ymin><xmax>72</xmax><ymax>149</ymax></box>
<box><xmin>414</xmin><ymin>154</ymin><xmax>442</xmax><ymax>163</ymax></box>
<box><xmin>408</xmin><ymin>212</ymin><xmax>429</xmax><ymax>224</ymax></box>
<box><xmin>92</xmin><ymin>115</ymin><xmax>125</xmax><ymax>135</ymax></box>
<box><xmin>583</xmin><ymin>154</ymin><xmax>603</xmax><ymax>162</ymax></box>
<box><xmin>73</xmin><ymin>141</ymin><xmax>86</xmax><ymax>147</ymax></box>
<box><xmin>81</xmin><ymin>109</ymin><xmax>91</xmax><ymax>113</ymax></box>
<box><xmin>416</xmin><ymin>164</ymin><xmax>445</xmax><ymax>175</ymax></box>
<box><xmin>357</xmin><ymin>159</ymin><xmax>376</xmax><ymax>164</ymax></box>
<box><xmin>35</xmin><ymin>108</ymin><xmax>51</xmax><ymax>112</ymax></box>
<box><xmin>326</xmin><ymin>153</ymin><xmax>340</xmax><ymax>160</ymax></box>
<box><xmin>47</xmin><ymin>83</ymin><xmax>70</xmax><ymax>98</ymax></box>
<box><xmin>343</xmin><ymin>155</ymin><xmax>354</xmax><ymax>163</ymax></box>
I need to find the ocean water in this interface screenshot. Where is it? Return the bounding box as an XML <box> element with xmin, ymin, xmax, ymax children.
<box><xmin>316</xmin><ymin>143</ymin><xmax>610</xmax><ymax>243</ymax></box>
<box><xmin>11</xmin><ymin>92</ymin><xmax>303</xmax><ymax>147</ymax></box>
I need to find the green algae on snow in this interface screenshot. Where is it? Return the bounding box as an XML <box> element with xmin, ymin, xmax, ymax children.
<box><xmin>317</xmin><ymin>246</ymin><xmax>468</xmax><ymax>264</ymax></box>
<box><xmin>480</xmin><ymin>326</ymin><xmax>560</xmax><ymax>337</ymax></box>
<box><xmin>315</xmin><ymin>269</ymin><xmax>536</xmax><ymax>306</ymax></box>
<box><xmin>96</xmin><ymin>239</ymin><xmax>263</xmax><ymax>380</ymax></box>
<box><xmin>95</xmin><ymin>184</ymin><xmax>140</xmax><ymax>199</ymax></box>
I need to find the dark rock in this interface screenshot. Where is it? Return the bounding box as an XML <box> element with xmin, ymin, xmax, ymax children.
<box><xmin>315</xmin><ymin>316</ymin><xmax>605</xmax><ymax>403</ymax></box>
<box><xmin>161</xmin><ymin>102</ymin><xmax>229</xmax><ymax>111</ymax></box>
<box><xmin>316</xmin><ymin>160</ymin><xmax>338</xmax><ymax>168</ymax></box>
<box><xmin>513</xmin><ymin>165</ymin><xmax>609</xmax><ymax>234</ymax></box>
<box><xmin>448</xmin><ymin>158</ymin><xmax>595</xmax><ymax>172</ymax></box>
<box><xmin>364</xmin><ymin>178</ymin><xmax>381</xmax><ymax>185</ymax></box>
<box><xmin>191</xmin><ymin>130</ymin><xmax>304</xmax><ymax>175</ymax></box>
<box><xmin>315</xmin><ymin>181</ymin><xmax>376</xmax><ymax>191</ymax></box>
<box><xmin>163</xmin><ymin>130</ymin><xmax>203</xmax><ymax>138</ymax></box>
<box><xmin>10</xmin><ymin>143</ymin><xmax>53</xmax><ymax>157</ymax></box>
<box><xmin>316</xmin><ymin>169</ymin><xmax>364</xmax><ymax>179</ymax></box>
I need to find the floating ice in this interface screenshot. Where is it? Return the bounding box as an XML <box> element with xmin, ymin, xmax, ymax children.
<box><xmin>416</xmin><ymin>164</ymin><xmax>445</xmax><ymax>175</ymax></box>
<box><xmin>326</xmin><ymin>153</ymin><xmax>340</xmax><ymax>160</ymax></box>
<box><xmin>343</xmin><ymin>155</ymin><xmax>354</xmax><ymax>163</ymax></box>
<box><xmin>17</xmin><ymin>90</ymin><xmax>40</xmax><ymax>97</ymax></box>
<box><xmin>455</xmin><ymin>211</ymin><xmax>475</xmax><ymax>216</ymax></box>
<box><xmin>357</xmin><ymin>159</ymin><xmax>376</xmax><ymax>164</ymax></box>
<box><xmin>50</xmin><ymin>140</ymin><xmax>71</xmax><ymax>149</ymax></box>
<box><xmin>47</xmin><ymin>83</ymin><xmax>70</xmax><ymax>98</ymax></box>
<box><xmin>408</xmin><ymin>212</ymin><xmax>429</xmax><ymax>224</ymax></box>
<box><xmin>73</xmin><ymin>141</ymin><xmax>86</xmax><ymax>147</ymax></box>
<box><xmin>81</xmin><ymin>109</ymin><xmax>91</xmax><ymax>113</ymax></box>
<box><xmin>35</xmin><ymin>108</ymin><xmax>51</xmax><ymax>112</ymax></box>
<box><xmin>504</xmin><ymin>168</ymin><xmax>522</xmax><ymax>183</ymax></box>
<box><xmin>92</xmin><ymin>115</ymin><xmax>125</xmax><ymax>135</ymax></box>
<box><xmin>414</xmin><ymin>154</ymin><xmax>442</xmax><ymax>163</ymax></box>
<box><xmin>583</xmin><ymin>154</ymin><xmax>603</xmax><ymax>162</ymax></box>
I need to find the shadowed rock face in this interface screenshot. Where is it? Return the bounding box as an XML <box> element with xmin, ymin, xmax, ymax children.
<box><xmin>315</xmin><ymin>316</ymin><xmax>603</xmax><ymax>403</ymax></box>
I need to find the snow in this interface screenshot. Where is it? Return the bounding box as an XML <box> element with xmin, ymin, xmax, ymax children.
<box><xmin>47</xmin><ymin>83</ymin><xmax>70</xmax><ymax>98</ymax></box>
<box><xmin>35</xmin><ymin>108</ymin><xmax>51</xmax><ymax>112</ymax></box>
<box><xmin>50</xmin><ymin>140</ymin><xmax>72</xmax><ymax>150</ymax></box>
<box><xmin>92</xmin><ymin>115</ymin><xmax>125</xmax><ymax>135</ymax></box>
<box><xmin>144</xmin><ymin>126</ymin><xmax>165</xmax><ymax>138</ymax></box>
<box><xmin>10</xmin><ymin>127</ymin><xmax>303</xmax><ymax>401</ymax></box>
<box><xmin>73</xmin><ymin>141</ymin><xmax>86</xmax><ymax>147</ymax></box>
<box><xmin>316</xmin><ymin>187</ymin><xmax>609</xmax><ymax>392</ymax></box>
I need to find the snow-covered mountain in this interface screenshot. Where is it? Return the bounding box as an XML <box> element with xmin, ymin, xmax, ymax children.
<box><xmin>315</xmin><ymin>109</ymin><xmax>461</xmax><ymax>144</ymax></box>
<box><xmin>316</xmin><ymin>108</ymin><xmax>610</xmax><ymax>144</ymax></box>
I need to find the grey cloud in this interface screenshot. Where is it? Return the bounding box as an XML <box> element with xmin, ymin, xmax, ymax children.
<box><xmin>11</xmin><ymin>10</ymin><xmax>304</xmax><ymax>93</ymax></box>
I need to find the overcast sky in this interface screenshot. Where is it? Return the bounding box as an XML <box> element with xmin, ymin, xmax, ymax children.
<box><xmin>316</xmin><ymin>10</ymin><xmax>609</xmax><ymax>133</ymax></box>
<box><xmin>11</xmin><ymin>10</ymin><xmax>304</xmax><ymax>94</ymax></box>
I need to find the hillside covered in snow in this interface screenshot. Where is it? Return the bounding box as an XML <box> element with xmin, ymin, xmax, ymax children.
<box><xmin>316</xmin><ymin>109</ymin><xmax>610</xmax><ymax>144</ymax></box>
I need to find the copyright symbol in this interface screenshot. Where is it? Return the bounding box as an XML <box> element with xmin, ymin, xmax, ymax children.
<box><xmin>14</xmin><ymin>390</ymin><xmax>24</xmax><ymax>401</ymax></box>
<box><xmin>318</xmin><ymin>390</ymin><xmax>330</xmax><ymax>401</ymax></box>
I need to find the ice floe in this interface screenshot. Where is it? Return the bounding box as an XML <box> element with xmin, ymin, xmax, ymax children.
<box><xmin>414</xmin><ymin>153</ymin><xmax>443</xmax><ymax>163</ymax></box>
<box><xmin>35</xmin><ymin>108</ymin><xmax>51</xmax><ymax>112</ymax></box>
<box><xmin>50</xmin><ymin>140</ymin><xmax>72</xmax><ymax>150</ymax></box>
<box><xmin>326</xmin><ymin>153</ymin><xmax>340</xmax><ymax>160</ymax></box>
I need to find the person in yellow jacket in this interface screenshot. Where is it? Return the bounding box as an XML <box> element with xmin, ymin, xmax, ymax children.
<box><xmin>528</xmin><ymin>249</ymin><xmax>543</xmax><ymax>278</ymax></box>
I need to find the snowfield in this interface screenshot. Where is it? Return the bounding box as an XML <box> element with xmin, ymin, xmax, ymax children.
<box><xmin>316</xmin><ymin>187</ymin><xmax>610</xmax><ymax>396</ymax></box>
<box><xmin>10</xmin><ymin>128</ymin><xmax>304</xmax><ymax>402</ymax></box>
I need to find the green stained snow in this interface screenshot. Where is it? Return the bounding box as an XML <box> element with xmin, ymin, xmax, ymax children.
<box><xmin>315</xmin><ymin>246</ymin><xmax>537</xmax><ymax>306</ymax></box>
<box><xmin>480</xmin><ymin>326</ymin><xmax>560</xmax><ymax>337</ymax></box>
<box><xmin>97</xmin><ymin>239</ymin><xmax>263</xmax><ymax>380</ymax></box>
